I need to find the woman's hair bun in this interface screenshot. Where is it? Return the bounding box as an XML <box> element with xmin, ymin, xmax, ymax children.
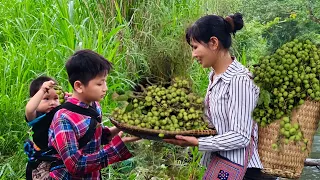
<box><xmin>224</xmin><ymin>13</ymin><xmax>244</xmax><ymax>34</ymax></box>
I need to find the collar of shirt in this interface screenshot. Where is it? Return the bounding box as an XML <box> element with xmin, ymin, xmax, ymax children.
<box><xmin>67</xmin><ymin>97</ymin><xmax>91</xmax><ymax>109</ymax></box>
<box><xmin>208</xmin><ymin>58</ymin><xmax>248</xmax><ymax>85</ymax></box>
<box><xmin>67</xmin><ymin>97</ymin><xmax>102</xmax><ymax>119</ymax></box>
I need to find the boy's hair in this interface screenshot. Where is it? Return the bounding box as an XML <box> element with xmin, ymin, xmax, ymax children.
<box><xmin>65</xmin><ymin>49</ymin><xmax>113</xmax><ymax>88</ymax></box>
<box><xmin>29</xmin><ymin>76</ymin><xmax>56</xmax><ymax>97</ymax></box>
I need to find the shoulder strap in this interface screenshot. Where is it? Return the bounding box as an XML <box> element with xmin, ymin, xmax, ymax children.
<box><xmin>60</xmin><ymin>102</ymin><xmax>100</xmax><ymax>121</ymax></box>
<box><xmin>59</xmin><ymin>102</ymin><xmax>101</xmax><ymax>149</ymax></box>
<box><xmin>78</xmin><ymin>113</ymin><xmax>97</xmax><ymax>149</ymax></box>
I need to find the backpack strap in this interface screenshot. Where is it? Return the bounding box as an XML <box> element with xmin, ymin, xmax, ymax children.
<box><xmin>48</xmin><ymin>102</ymin><xmax>102</xmax><ymax>170</ymax></box>
<box><xmin>27</xmin><ymin>114</ymin><xmax>47</xmax><ymax>127</ymax></box>
<box><xmin>61</xmin><ymin>102</ymin><xmax>101</xmax><ymax>123</ymax></box>
<box><xmin>54</xmin><ymin>102</ymin><xmax>101</xmax><ymax>149</ymax></box>
<box><xmin>78</xmin><ymin>110</ymin><xmax>98</xmax><ymax>148</ymax></box>
<box><xmin>60</xmin><ymin>102</ymin><xmax>100</xmax><ymax>148</ymax></box>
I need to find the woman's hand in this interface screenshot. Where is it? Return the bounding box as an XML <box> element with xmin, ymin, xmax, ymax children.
<box><xmin>163</xmin><ymin>135</ymin><xmax>199</xmax><ymax>147</ymax></box>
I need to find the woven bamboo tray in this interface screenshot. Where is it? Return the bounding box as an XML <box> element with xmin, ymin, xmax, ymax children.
<box><xmin>258</xmin><ymin>100</ymin><xmax>320</xmax><ymax>179</ymax></box>
<box><xmin>110</xmin><ymin>118</ymin><xmax>217</xmax><ymax>141</ymax></box>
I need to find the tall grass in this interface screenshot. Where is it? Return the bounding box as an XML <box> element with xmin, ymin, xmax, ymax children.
<box><xmin>0</xmin><ymin>0</ymin><xmax>143</xmax><ymax>178</ymax></box>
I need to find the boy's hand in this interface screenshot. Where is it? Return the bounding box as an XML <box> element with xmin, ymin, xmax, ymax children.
<box><xmin>41</xmin><ymin>80</ymin><xmax>56</xmax><ymax>93</ymax></box>
<box><xmin>109</xmin><ymin>126</ymin><xmax>121</xmax><ymax>136</ymax></box>
<box><xmin>118</xmin><ymin>131</ymin><xmax>141</xmax><ymax>143</ymax></box>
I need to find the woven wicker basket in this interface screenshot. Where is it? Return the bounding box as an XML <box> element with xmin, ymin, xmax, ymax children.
<box><xmin>110</xmin><ymin>118</ymin><xmax>217</xmax><ymax>141</ymax></box>
<box><xmin>258</xmin><ymin>100</ymin><xmax>320</xmax><ymax>179</ymax></box>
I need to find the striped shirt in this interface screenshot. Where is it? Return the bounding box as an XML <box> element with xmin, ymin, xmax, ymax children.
<box><xmin>48</xmin><ymin>97</ymin><xmax>132</xmax><ymax>180</ymax></box>
<box><xmin>198</xmin><ymin>59</ymin><xmax>263</xmax><ymax>169</ymax></box>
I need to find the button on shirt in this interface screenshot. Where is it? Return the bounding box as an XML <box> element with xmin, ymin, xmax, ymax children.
<box><xmin>198</xmin><ymin>59</ymin><xmax>263</xmax><ymax>169</ymax></box>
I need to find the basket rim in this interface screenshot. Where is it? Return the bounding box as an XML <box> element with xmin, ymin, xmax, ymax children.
<box><xmin>109</xmin><ymin>117</ymin><xmax>217</xmax><ymax>136</ymax></box>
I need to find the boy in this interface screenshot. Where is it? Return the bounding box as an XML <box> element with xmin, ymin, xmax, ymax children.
<box><xmin>25</xmin><ymin>76</ymin><xmax>60</xmax><ymax>180</ymax></box>
<box><xmin>25</xmin><ymin>76</ymin><xmax>60</xmax><ymax>150</ymax></box>
<box><xmin>26</xmin><ymin>76</ymin><xmax>59</xmax><ymax>122</ymax></box>
<box><xmin>48</xmin><ymin>49</ymin><xmax>136</xmax><ymax>179</ymax></box>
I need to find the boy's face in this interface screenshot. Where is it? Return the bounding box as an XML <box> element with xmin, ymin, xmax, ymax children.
<box><xmin>81</xmin><ymin>74</ymin><xmax>108</xmax><ymax>103</ymax></box>
<box><xmin>37</xmin><ymin>89</ymin><xmax>60</xmax><ymax>113</ymax></box>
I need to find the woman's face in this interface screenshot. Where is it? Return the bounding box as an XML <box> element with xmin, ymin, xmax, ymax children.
<box><xmin>190</xmin><ymin>38</ymin><xmax>218</xmax><ymax>68</ymax></box>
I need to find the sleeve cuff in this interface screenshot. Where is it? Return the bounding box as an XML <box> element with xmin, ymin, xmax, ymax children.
<box><xmin>101</xmin><ymin>127</ymin><xmax>112</xmax><ymax>145</ymax></box>
<box><xmin>102</xmin><ymin>126</ymin><xmax>111</xmax><ymax>135</ymax></box>
<box><xmin>105</xmin><ymin>135</ymin><xmax>133</xmax><ymax>163</ymax></box>
<box><xmin>198</xmin><ymin>136</ymin><xmax>217</xmax><ymax>152</ymax></box>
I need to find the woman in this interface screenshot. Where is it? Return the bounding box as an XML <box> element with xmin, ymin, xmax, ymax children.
<box><xmin>164</xmin><ymin>13</ymin><xmax>277</xmax><ymax>180</ymax></box>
